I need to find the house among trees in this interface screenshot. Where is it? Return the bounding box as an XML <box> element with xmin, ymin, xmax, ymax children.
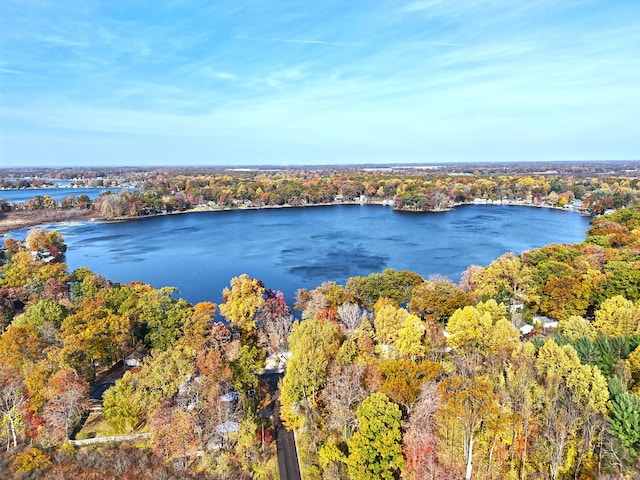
<box><xmin>519</xmin><ymin>324</ymin><xmax>534</xmax><ymax>335</ymax></box>
<box><xmin>533</xmin><ymin>315</ymin><xmax>559</xmax><ymax>333</ymax></box>
<box><xmin>124</xmin><ymin>347</ymin><xmax>147</xmax><ymax>368</ymax></box>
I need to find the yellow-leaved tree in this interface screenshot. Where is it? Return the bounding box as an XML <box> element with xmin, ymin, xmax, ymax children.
<box><xmin>593</xmin><ymin>295</ymin><xmax>640</xmax><ymax>337</ymax></box>
<box><xmin>219</xmin><ymin>274</ymin><xmax>265</xmax><ymax>336</ymax></box>
<box><xmin>558</xmin><ymin>315</ymin><xmax>596</xmax><ymax>340</ymax></box>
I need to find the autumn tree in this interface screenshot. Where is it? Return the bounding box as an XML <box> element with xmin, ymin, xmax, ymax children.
<box><xmin>379</xmin><ymin>359</ymin><xmax>443</xmax><ymax>409</ymax></box>
<box><xmin>59</xmin><ymin>295</ymin><xmax>133</xmax><ymax>375</ymax></box>
<box><xmin>445</xmin><ymin>305</ymin><xmax>493</xmax><ymax>358</ymax></box>
<box><xmin>15</xmin><ymin>299</ymin><xmax>69</xmax><ymax>342</ymax></box>
<box><xmin>149</xmin><ymin>400</ymin><xmax>194</xmax><ymax>463</ymax></box>
<box><xmin>135</xmin><ymin>345</ymin><xmax>196</xmax><ymax>413</ymax></box>
<box><xmin>438</xmin><ymin>374</ymin><xmax>500</xmax><ymax>480</ymax></box>
<box><xmin>558</xmin><ymin>315</ymin><xmax>596</xmax><ymax>341</ymax></box>
<box><xmin>346</xmin><ymin>269</ymin><xmax>423</xmax><ymax>309</ymax></box>
<box><xmin>540</xmin><ymin>275</ymin><xmax>590</xmax><ymax>320</ymax></box>
<box><xmin>593</xmin><ymin>295</ymin><xmax>640</xmax><ymax>337</ymax></box>
<box><xmin>628</xmin><ymin>345</ymin><xmax>640</xmax><ymax>393</ymax></box>
<box><xmin>0</xmin><ymin>251</ymin><xmax>68</xmax><ymax>289</ymax></box>
<box><xmin>373</xmin><ymin>299</ymin><xmax>406</xmax><ymax>347</ymax></box>
<box><xmin>318</xmin><ymin>439</ymin><xmax>347</xmax><ymax>480</ymax></box>
<box><xmin>219</xmin><ymin>274</ymin><xmax>265</xmax><ymax>336</ymax></box>
<box><xmin>24</xmin><ymin>228</ymin><xmax>66</xmax><ymax>257</ymax></box>
<box><xmin>0</xmin><ymin>286</ymin><xmax>28</xmax><ymax>331</ymax></box>
<box><xmin>42</xmin><ymin>368</ymin><xmax>90</xmax><ymax>443</ymax></box>
<box><xmin>0</xmin><ymin>363</ymin><xmax>27</xmax><ymax>450</ymax></box>
<box><xmin>9</xmin><ymin>446</ymin><xmax>52</xmax><ymax>476</ymax></box>
<box><xmin>96</xmin><ymin>192</ymin><xmax>128</xmax><ymax>219</ymax></box>
<box><xmin>264</xmin><ymin>313</ymin><xmax>293</xmax><ymax>359</ymax></box>
<box><xmin>70</xmin><ymin>266</ymin><xmax>112</xmax><ymax>301</ymax></box>
<box><xmin>257</xmin><ymin>290</ymin><xmax>293</xmax><ymax>357</ymax></box>
<box><xmin>184</xmin><ymin>350</ymin><xmax>237</xmax><ymax>455</ymax></box>
<box><xmin>280</xmin><ymin>318</ymin><xmax>342</xmax><ymax>429</ymax></box>
<box><xmin>596</xmin><ymin>261</ymin><xmax>640</xmax><ymax>303</ymax></box>
<box><xmin>394</xmin><ymin>313</ymin><xmax>427</xmax><ymax>361</ymax></box>
<box><xmin>295</xmin><ymin>286</ymin><xmax>327</xmax><ymax>321</ymax></box>
<box><xmin>137</xmin><ymin>287</ymin><xmax>192</xmax><ymax>350</ymax></box>
<box><xmin>102</xmin><ymin>373</ymin><xmax>143</xmax><ymax>434</ymax></box>
<box><xmin>181</xmin><ymin>301</ymin><xmax>217</xmax><ymax>351</ymax></box>
<box><xmin>321</xmin><ymin>364</ymin><xmax>367</xmax><ymax>441</ymax></box>
<box><xmin>536</xmin><ymin>339</ymin><xmax>581</xmax><ymax>384</ymax></box>
<box><xmin>337</xmin><ymin>302</ymin><xmax>363</xmax><ymax>331</ymax></box>
<box><xmin>501</xmin><ymin>346</ymin><xmax>542</xmax><ymax>480</ymax></box>
<box><xmin>409</xmin><ymin>276</ymin><xmax>473</xmax><ymax>322</ymax></box>
<box><xmin>535</xmin><ymin>387</ymin><xmax>583</xmax><ymax>480</ymax></box>
<box><xmin>403</xmin><ymin>382</ymin><xmax>446</xmax><ymax>480</ymax></box>
<box><xmin>0</xmin><ymin>323</ymin><xmax>47</xmax><ymax>370</ymax></box>
<box><xmin>566</xmin><ymin>363</ymin><xmax>609</xmax><ymax>414</ymax></box>
<box><xmin>472</xmin><ymin>252</ymin><xmax>530</xmax><ymax>305</ymax></box>
<box><xmin>535</xmin><ymin>336</ymin><xmax>609</xmax><ymax>460</ymax></box>
<box><xmin>347</xmin><ymin>392</ymin><xmax>405</xmax><ymax>480</ymax></box>
<box><xmin>231</xmin><ymin>344</ymin><xmax>263</xmax><ymax>393</ymax></box>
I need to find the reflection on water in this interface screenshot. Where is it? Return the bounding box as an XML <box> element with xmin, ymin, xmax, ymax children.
<box><xmin>6</xmin><ymin>204</ymin><xmax>591</xmax><ymax>306</ymax></box>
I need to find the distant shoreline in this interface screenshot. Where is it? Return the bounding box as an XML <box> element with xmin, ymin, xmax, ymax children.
<box><xmin>0</xmin><ymin>199</ymin><xmax>590</xmax><ymax>237</ymax></box>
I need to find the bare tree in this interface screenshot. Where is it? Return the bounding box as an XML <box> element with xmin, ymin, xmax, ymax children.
<box><xmin>404</xmin><ymin>382</ymin><xmax>449</xmax><ymax>480</ymax></box>
<box><xmin>0</xmin><ymin>367</ymin><xmax>26</xmax><ymax>450</ymax></box>
<box><xmin>338</xmin><ymin>303</ymin><xmax>362</xmax><ymax>331</ymax></box>
<box><xmin>296</xmin><ymin>288</ymin><xmax>326</xmax><ymax>320</ymax></box>
<box><xmin>96</xmin><ymin>193</ymin><xmax>128</xmax><ymax>219</ymax></box>
<box><xmin>265</xmin><ymin>314</ymin><xmax>293</xmax><ymax>360</ymax></box>
<box><xmin>321</xmin><ymin>364</ymin><xmax>367</xmax><ymax>441</ymax></box>
<box><xmin>538</xmin><ymin>391</ymin><xmax>582</xmax><ymax>480</ymax></box>
<box><xmin>574</xmin><ymin>408</ymin><xmax>607</xmax><ymax>480</ymax></box>
<box><xmin>42</xmin><ymin>368</ymin><xmax>90</xmax><ymax>442</ymax></box>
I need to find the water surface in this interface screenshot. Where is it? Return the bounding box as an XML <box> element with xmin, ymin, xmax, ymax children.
<box><xmin>6</xmin><ymin>204</ymin><xmax>591</xmax><ymax>305</ymax></box>
<box><xmin>0</xmin><ymin>187</ymin><xmax>124</xmax><ymax>203</ymax></box>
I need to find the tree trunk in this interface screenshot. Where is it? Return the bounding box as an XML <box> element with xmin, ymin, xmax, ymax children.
<box><xmin>466</xmin><ymin>436</ymin><xmax>474</xmax><ymax>480</ymax></box>
<box><xmin>487</xmin><ymin>434</ymin><xmax>498</xmax><ymax>478</ymax></box>
<box><xmin>9</xmin><ymin>414</ymin><xmax>17</xmax><ymax>448</ymax></box>
<box><xmin>520</xmin><ymin>416</ymin><xmax>530</xmax><ymax>480</ymax></box>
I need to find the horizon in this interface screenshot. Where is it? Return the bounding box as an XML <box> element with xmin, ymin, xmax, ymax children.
<box><xmin>2</xmin><ymin>159</ymin><xmax>640</xmax><ymax>172</ymax></box>
<box><xmin>1</xmin><ymin>1</ymin><xmax>639</xmax><ymax>167</ymax></box>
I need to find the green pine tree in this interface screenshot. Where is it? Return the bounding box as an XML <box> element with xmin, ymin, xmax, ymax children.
<box><xmin>609</xmin><ymin>387</ymin><xmax>640</xmax><ymax>457</ymax></box>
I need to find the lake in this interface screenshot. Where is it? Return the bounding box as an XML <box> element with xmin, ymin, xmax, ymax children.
<box><xmin>5</xmin><ymin>204</ymin><xmax>591</xmax><ymax>306</ymax></box>
<box><xmin>0</xmin><ymin>187</ymin><xmax>124</xmax><ymax>203</ymax></box>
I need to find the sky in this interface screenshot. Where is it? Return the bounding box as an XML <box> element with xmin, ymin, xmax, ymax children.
<box><xmin>0</xmin><ymin>1</ymin><xmax>639</xmax><ymax>167</ymax></box>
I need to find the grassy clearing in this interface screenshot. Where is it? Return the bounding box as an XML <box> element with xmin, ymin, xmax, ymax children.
<box><xmin>75</xmin><ymin>413</ymin><xmax>115</xmax><ymax>440</ymax></box>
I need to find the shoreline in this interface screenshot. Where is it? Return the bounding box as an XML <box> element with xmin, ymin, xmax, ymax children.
<box><xmin>0</xmin><ymin>198</ymin><xmax>591</xmax><ymax>237</ymax></box>
<box><xmin>0</xmin><ymin>209</ymin><xmax>103</xmax><ymax>237</ymax></box>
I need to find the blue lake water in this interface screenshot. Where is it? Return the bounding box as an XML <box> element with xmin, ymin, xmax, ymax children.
<box><xmin>0</xmin><ymin>187</ymin><xmax>124</xmax><ymax>203</ymax></box>
<box><xmin>5</xmin><ymin>204</ymin><xmax>592</xmax><ymax>306</ymax></box>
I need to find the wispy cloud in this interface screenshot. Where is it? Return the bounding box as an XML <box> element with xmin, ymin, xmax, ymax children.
<box><xmin>233</xmin><ymin>36</ymin><xmax>351</xmax><ymax>47</ymax></box>
<box><xmin>211</xmin><ymin>72</ymin><xmax>237</xmax><ymax>81</ymax></box>
<box><xmin>422</xmin><ymin>41</ymin><xmax>464</xmax><ymax>48</ymax></box>
<box><xmin>0</xmin><ymin>68</ymin><xmax>25</xmax><ymax>75</ymax></box>
<box><xmin>36</xmin><ymin>35</ymin><xmax>90</xmax><ymax>48</ymax></box>
<box><xmin>402</xmin><ymin>0</ymin><xmax>443</xmax><ymax>13</ymax></box>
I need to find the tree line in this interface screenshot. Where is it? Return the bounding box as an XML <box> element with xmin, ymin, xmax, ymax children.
<box><xmin>2</xmin><ymin>167</ymin><xmax>640</xmax><ymax>219</ymax></box>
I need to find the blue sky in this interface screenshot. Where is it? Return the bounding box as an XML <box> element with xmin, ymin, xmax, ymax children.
<box><xmin>1</xmin><ymin>1</ymin><xmax>639</xmax><ymax>167</ymax></box>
